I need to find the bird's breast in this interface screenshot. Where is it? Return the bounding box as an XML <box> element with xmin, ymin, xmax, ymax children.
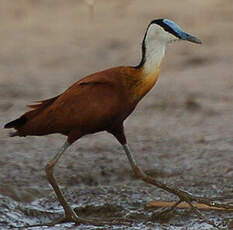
<box><xmin>127</xmin><ymin>68</ymin><xmax>160</xmax><ymax>102</ymax></box>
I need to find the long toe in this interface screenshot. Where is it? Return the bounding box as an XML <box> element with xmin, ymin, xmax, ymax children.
<box><xmin>63</xmin><ymin>208</ymin><xmax>132</xmax><ymax>226</ymax></box>
<box><xmin>23</xmin><ymin>208</ymin><xmax>132</xmax><ymax>228</ymax></box>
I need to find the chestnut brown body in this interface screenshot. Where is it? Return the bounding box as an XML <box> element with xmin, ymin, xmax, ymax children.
<box><xmin>5</xmin><ymin>66</ymin><xmax>160</xmax><ymax>144</ymax></box>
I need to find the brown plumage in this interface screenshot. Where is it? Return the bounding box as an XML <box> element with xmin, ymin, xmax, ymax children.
<box><xmin>4</xmin><ymin>19</ymin><xmax>205</xmax><ymax>226</ymax></box>
<box><xmin>5</xmin><ymin>66</ymin><xmax>159</xmax><ymax>142</ymax></box>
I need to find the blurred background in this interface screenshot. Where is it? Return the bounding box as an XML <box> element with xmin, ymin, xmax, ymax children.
<box><xmin>0</xmin><ymin>0</ymin><xmax>233</xmax><ymax>229</ymax></box>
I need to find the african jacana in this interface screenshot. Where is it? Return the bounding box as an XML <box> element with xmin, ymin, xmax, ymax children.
<box><xmin>5</xmin><ymin>19</ymin><xmax>202</xmax><ymax>226</ymax></box>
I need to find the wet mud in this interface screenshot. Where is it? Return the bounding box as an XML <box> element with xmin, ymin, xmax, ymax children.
<box><xmin>1</xmin><ymin>186</ymin><xmax>233</xmax><ymax>230</ymax></box>
<box><xmin>1</xmin><ymin>0</ymin><xmax>233</xmax><ymax>229</ymax></box>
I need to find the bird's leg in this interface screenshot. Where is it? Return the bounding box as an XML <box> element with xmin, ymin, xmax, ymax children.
<box><xmin>44</xmin><ymin>141</ymin><xmax>81</xmax><ymax>224</ymax></box>
<box><xmin>44</xmin><ymin>141</ymin><xmax>115</xmax><ymax>226</ymax></box>
<box><xmin>23</xmin><ymin>141</ymin><xmax>79</xmax><ymax>228</ymax></box>
<box><xmin>122</xmin><ymin>144</ymin><xmax>233</xmax><ymax>226</ymax></box>
<box><xmin>26</xmin><ymin>141</ymin><xmax>125</xmax><ymax>228</ymax></box>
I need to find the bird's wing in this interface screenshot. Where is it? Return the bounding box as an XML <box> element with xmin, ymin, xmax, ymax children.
<box><xmin>27</xmin><ymin>74</ymin><xmax>112</xmax><ymax>111</ymax></box>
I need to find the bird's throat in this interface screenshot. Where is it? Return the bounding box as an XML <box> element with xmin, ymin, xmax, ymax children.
<box><xmin>142</xmin><ymin>41</ymin><xmax>166</xmax><ymax>74</ymax></box>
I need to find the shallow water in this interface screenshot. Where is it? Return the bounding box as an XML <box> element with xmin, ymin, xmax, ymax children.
<box><xmin>1</xmin><ymin>185</ymin><xmax>232</xmax><ymax>230</ymax></box>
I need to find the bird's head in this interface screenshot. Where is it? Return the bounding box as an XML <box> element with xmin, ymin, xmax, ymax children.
<box><xmin>136</xmin><ymin>19</ymin><xmax>202</xmax><ymax>70</ymax></box>
<box><xmin>145</xmin><ymin>19</ymin><xmax>202</xmax><ymax>45</ymax></box>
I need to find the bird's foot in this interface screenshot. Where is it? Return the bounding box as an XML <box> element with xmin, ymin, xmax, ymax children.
<box><xmin>21</xmin><ymin>207</ymin><xmax>131</xmax><ymax>229</ymax></box>
<box><xmin>130</xmin><ymin>163</ymin><xmax>233</xmax><ymax>228</ymax></box>
<box><xmin>45</xmin><ymin>208</ymin><xmax>85</xmax><ymax>226</ymax></box>
<box><xmin>150</xmin><ymin>200</ymin><xmax>182</xmax><ymax>221</ymax></box>
<box><xmin>151</xmin><ymin>188</ymin><xmax>233</xmax><ymax>228</ymax></box>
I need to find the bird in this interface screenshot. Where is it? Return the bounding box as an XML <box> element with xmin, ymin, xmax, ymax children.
<box><xmin>4</xmin><ymin>19</ymin><xmax>202</xmax><ymax>226</ymax></box>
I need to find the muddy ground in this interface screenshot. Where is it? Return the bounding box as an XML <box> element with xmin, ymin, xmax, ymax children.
<box><xmin>0</xmin><ymin>0</ymin><xmax>233</xmax><ymax>229</ymax></box>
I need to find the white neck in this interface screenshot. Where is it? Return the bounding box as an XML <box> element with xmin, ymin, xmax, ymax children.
<box><xmin>143</xmin><ymin>40</ymin><xmax>166</xmax><ymax>74</ymax></box>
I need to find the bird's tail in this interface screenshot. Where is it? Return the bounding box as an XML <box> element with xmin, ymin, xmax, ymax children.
<box><xmin>4</xmin><ymin>95</ymin><xmax>59</xmax><ymax>137</ymax></box>
<box><xmin>4</xmin><ymin>115</ymin><xmax>27</xmax><ymax>129</ymax></box>
<box><xmin>4</xmin><ymin>115</ymin><xmax>27</xmax><ymax>137</ymax></box>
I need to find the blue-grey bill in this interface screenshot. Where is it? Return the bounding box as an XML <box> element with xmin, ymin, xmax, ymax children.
<box><xmin>182</xmin><ymin>32</ymin><xmax>202</xmax><ymax>44</ymax></box>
